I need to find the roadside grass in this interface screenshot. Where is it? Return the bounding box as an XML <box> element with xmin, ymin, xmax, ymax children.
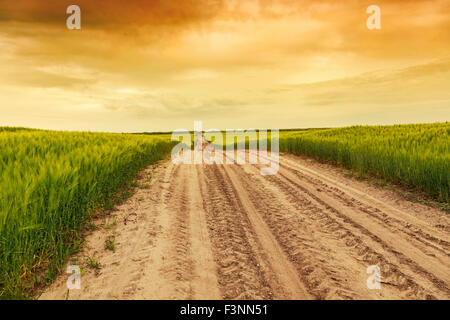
<box><xmin>85</xmin><ymin>256</ymin><xmax>100</xmax><ymax>271</ymax></box>
<box><xmin>210</xmin><ymin>123</ymin><xmax>448</xmax><ymax>206</ymax></box>
<box><xmin>104</xmin><ymin>236</ymin><xmax>116</xmax><ymax>252</ymax></box>
<box><xmin>0</xmin><ymin>128</ymin><xmax>175</xmax><ymax>299</ymax></box>
<box><xmin>278</xmin><ymin>123</ymin><xmax>449</xmax><ymax>204</ymax></box>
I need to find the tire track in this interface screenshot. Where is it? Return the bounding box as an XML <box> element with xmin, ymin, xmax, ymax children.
<box><xmin>267</xmin><ymin>168</ymin><xmax>442</xmax><ymax>298</ymax></box>
<box><xmin>279</xmin><ymin>155</ymin><xmax>450</xmax><ymax>255</ymax></box>
<box><xmin>197</xmin><ymin>163</ymin><xmax>275</xmax><ymax>299</ymax></box>
<box><xmin>163</xmin><ymin>164</ymin><xmax>195</xmax><ymax>298</ymax></box>
<box><xmin>220</xmin><ymin>164</ymin><xmax>312</xmax><ymax>299</ymax></box>
<box><xmin>188</xmin><ymin>164</ymin><xmax>222</xmax><ymax>299</ymax></box>
<box><xmin>226</xmin><ymin>163</ymin><xmax>366</xmax><ymax>299</ymax></box>
<box><xmin>250</xmin><ymin>153</ymin><xmax>449</xmax><ymax>299</ymax></box>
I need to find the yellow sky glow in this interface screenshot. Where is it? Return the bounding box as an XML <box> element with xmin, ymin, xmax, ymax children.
<box><xmin>0</xmin><ymin>0</ymin><xmax>449</xmax><ymax>132</ymax></box>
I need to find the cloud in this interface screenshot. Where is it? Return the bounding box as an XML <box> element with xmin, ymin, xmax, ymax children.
<box><xmin>6</xmin><ymin>70</ymin><xmax>97</xmax><ymax>88</ymax></box>
<box><xmin>0</xmin><ymin>0</ymin><xmax>223</xmax><ymax>27</ymax></box>
<box><xmin>0</xmin><ymin>1</ymin><xmax>449</xmax><ymax>131</ymax></box>
<box><xmin>279</xmin><ymin>58</ymin><xmax>450</xmax><ymax>108</ymax></box>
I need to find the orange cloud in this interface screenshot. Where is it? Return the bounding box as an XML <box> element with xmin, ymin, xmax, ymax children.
<box><xmin>0</xmin><ymin>0</ymin><xmax>449</xmax><ymax>131</ymax></box>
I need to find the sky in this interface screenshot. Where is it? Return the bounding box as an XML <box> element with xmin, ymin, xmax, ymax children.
<box><xmin>0</xmin><ymin>0</ymin><xmax>449</xmax><ymax>132</ymax></box>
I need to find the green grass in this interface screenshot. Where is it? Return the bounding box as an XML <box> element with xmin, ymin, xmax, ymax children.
<box><xmin>278</xmin><ymin>123</ymin><xmax>449</xmax><ymax>203</ymax></box>
<box><xmin>104</xmin><ymin>236</ymin><xmax>116</xmax><ymax>252</ymax></box>
<box><xmin>208</xmin><ymin>123</ymin><xmax>449</xmax><ymax>203</ymax></box>
<box><xmin>0</xmin><ymin>128</ymin><xmax>174</xmax><ymax>299</ymax></box>
<box><xmin>85</xmin><ymin>256</ymin><xmax>100</xmax><ymax>271</ymax></box>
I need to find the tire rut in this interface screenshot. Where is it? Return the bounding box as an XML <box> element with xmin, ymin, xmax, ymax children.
<box><xmin>280</xmin><ymin>157</ymin><xmax>450</xmax><ymax>256</ymax></box>
<box><xmin>264</xmin><ymin>164</ymin><xmax>449</xmax><ymax>299</ymax></box>
<box><xmin>197</xmin><ymin>163</ymin><xmax>275</xmax><ymax>299</ymax></box>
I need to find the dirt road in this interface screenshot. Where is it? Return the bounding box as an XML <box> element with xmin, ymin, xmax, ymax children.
<box><xmin>40</xmin><ymin>152</ymin><xmax>450</xmax><ymax>300</ymax></box>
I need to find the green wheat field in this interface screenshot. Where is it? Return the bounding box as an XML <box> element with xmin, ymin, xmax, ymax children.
<box><xmin>0</xmin><ymin>122</ymin><xmax>448</xmax><ymax>298</ymax></box>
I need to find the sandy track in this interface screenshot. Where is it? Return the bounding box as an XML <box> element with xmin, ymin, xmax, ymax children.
<box><xmin>40</xmin><ymin>152</ymin><xmax>450</xmax><ymax>300</ymax></box>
